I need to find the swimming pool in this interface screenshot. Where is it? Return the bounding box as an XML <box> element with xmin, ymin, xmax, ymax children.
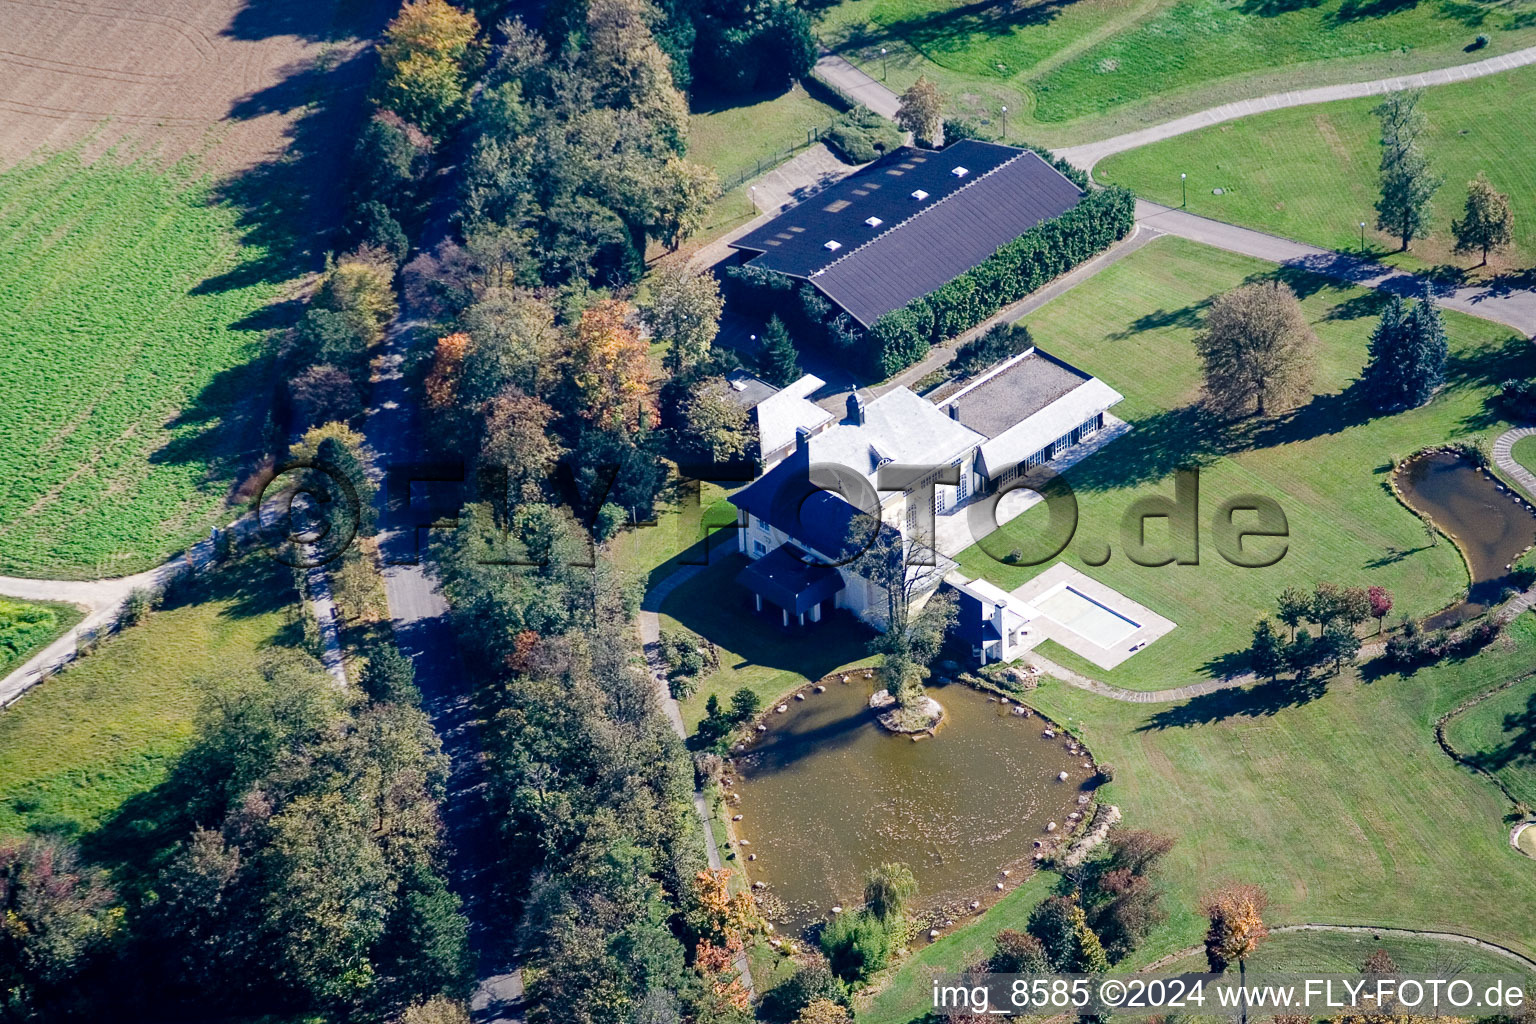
<box><xmin>1034</xmin><ymin>585</ymin><xmax>1141</xmax><ymax>647</ymax></box>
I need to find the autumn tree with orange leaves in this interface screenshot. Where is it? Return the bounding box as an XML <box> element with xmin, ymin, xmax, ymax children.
<box><xmin>570</xmin><ymin>299</ymin><xmax>656</xmax><ymax>430</ymax></box>
<box><xmin>1205</xmin><ymin>883</ymin><xmax>1270</xmax><ymax>1024</ymax></box>
<box><xmin>424</xmin><ymin>332</ymin><xmax>471</xmax><ymax>409</ymax></box>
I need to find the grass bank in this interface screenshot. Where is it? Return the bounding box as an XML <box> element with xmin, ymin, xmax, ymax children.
<box><xmin>1098</xmin><ymin>62</ymin><xmax>1536</xmax><ymax>269</ymax></box>
<box><xmin>956</xmin><ymin>236</ymin><xmax>1518</xmax><ymax>691</ymax></box>
<box><xmin>1023</xmin><ymin>614</ymin><xmax>1536</xmax><ymax>964</ymax></box>
<box><xmin>819</xmin><ymin>0</ymin><xmax>1536</xmax><ymax>145</ymax></box>
<box><xmin>0</xmin><ymin>557</ymin><xmax>299</xmax><ymax>841</ymax></box>
<box><xmin>0</xmin><ymin>150</ymin><xmax>280</xmax><ymax>578</ymax></box>
<box><xmin>1443</xmin><ymin>672</ymin><xmax>1536</xmax><ymax>807</ymax></box>
<box><xmin>0</xmin><ymin>598</ymin><xmax>84</xmax><ymax>678</ymax></box>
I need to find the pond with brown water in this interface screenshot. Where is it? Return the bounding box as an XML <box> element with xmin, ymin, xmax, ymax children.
<box><xmin>1394</xmin><ymin>451</ymin><xmax>1536</xmax><ymax>628</ymax></box>
<box><xmin>729</xmin><ymin>677</ymin><xmax>1091</xmax><ymax>934</ymax></box>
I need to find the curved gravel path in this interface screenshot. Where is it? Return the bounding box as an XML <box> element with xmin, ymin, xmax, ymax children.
<box><xmin>1513</xmin><ymin>821</ymin><xmax>1536</xmax><ymax>859</ymax></box>
<box><xmin>1143</xmin><ymin>923</ymin><xmax>1536</xmax><ymax>974</ymax></box>
<box><xmin>1493</xmin><ymin>427</ymin><xmax>1536</xmax><ymax>499</ymax></box>
<box><xmin>1057</xmin><ymin>45</ymin><xmax>1536</xmax><ymax>173</ymax></box>
<box><xmin>638</xmin><ymin>557</ymin><xmax>756</xmax><ymax>997</ymax></box>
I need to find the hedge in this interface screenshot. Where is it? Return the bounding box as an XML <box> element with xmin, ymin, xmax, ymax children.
<box><xmin>724</xmin><ymin>185</ymin><xmax>1134</xmax><ymax>381</ymax></box>
<box><xmin>866</xmin><ymin>186</ymin><xmax>1133</xmax><ymax>378</ymax></box>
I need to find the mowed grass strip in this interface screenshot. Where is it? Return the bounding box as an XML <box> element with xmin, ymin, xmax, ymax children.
<box><xmin>1027</xmin><ymin>614</ymin><xmax>1536</xmax><ymax>964</ymax></box>
<box><xmin>0</xmin><ymin>150</ymin><xmax>278</xmax><ymax>578</ymax></box>
<box><xmin>1098</xmin><ymin>63</ymin><xmax>1536</xmax><ymax>268</ymax></box>
<box><xmin>1513</xmin><ymin>436</ymin><xmax>1536</xmax><ymax>480</ymax></box>
<box><xmin>0</xmin><ymin>598</ymin><xmax>83</xmax><ymax>677</ymax></box>
<box><xmin>956</xmin><ymin>236</ymin><xmax>1517</xmax><ymax>691</ymax></box>
<box><xmin>1443</xmin><ymin>673</ymin><xmax>1536</xmax><ymax>807</ymax></box>
<box><xmin>0</xmin><ymin>558</ymin><xmax>299</xmax><ymax>841</ymax></box>
<box><xmin>1154</xmin><ymin>928</ymin><xmax>1536</xmax><ymax>981</ymax></box>
<box><xmin>819</xmin><ymin>0</ymin><xmax>1536</xmax><ymax>141</ymax></box>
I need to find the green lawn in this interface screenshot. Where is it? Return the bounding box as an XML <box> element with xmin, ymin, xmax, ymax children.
<box><xmin>688</xmin><ymin>83</ymin><xmax>842</xmax><ymax>186</ymax></box>
<box><xmin>1515</xmin><ymin>436</ymin><xmax>1536</xmax><ymax>480</ymax></box>
<box><xmin>0</xmin><ymin>557</ymin><xmax>300</xmax><ymax>841</ymax></box>
<box><xmin>1098</xmin><ymin>62</ymin><xmax>1536</xmax><ymax>269</ymax></box>
<box><xmin>657</xmin><ymin>553</ymin><xmax>878</xmax><ymax>732</ymax></box>
<box><xmin>0</xmin><ymin>598</ymin><xmax>84</xmax><ymax>677</ymax></box>
<box><xmin>1444</xmin><ymin>673</ymin><xmax>1536</xmax><ymax>807</ymax></box>
<box><xmin>1156</xmin><ymin>928</ymin><xmax>1536</xmax><ymax>982</ymax></box>
<box><xmin>956</xmin><ymin>236</ymin><xmax>1520</xmax><ymax>691</ymax></box>
<box><xmin>0</xmin><ymin>150</ymin><xmax>279</xmax><ymax>578</ymax></box>
<box><xmin>1019</xmin><ymin>613</ymin><xmax>1536</xmax><ymax>968</ymax></box>
<box><xmin>819</xmin><ymin>0</ymin><xmax>1536</xmax><ymax>144</ymax></box>
<box><xmin>603</xmin><ymin>478</ymin><xmax>737</xmax><ymax>591</ymax></box>
<box><xmin>857</xmin><ymin>871</ymin><xmax>1056</xmax><ymax>1024</ymax></box>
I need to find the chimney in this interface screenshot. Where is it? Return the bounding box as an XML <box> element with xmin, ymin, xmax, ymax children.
<box><xmin>846</xmin><ymin>391</ymin><xmax>866</xmax><ymax>426</ymax></box>
<box><xmin>795</xmin><ymin>426</ymin><xmax>812</xmax><ymax>453</ymax></box>
<box><xmin>948</xmin><ymin>402</ymin><xmax>960</xmax><ymax>421</ymax></box>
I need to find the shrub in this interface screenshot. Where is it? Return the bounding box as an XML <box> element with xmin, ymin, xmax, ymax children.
<box><xmin>760</xmin><ymin>960</ymin><xmax>848</xmax><ymax>1022</ymax></box>
<box><xmin>1473</xmin><ymin>33</ymin><xmax>1490</xmax><ymax>49</ymax></box>
<box><xmin>362</xmin><ymin>643</ymin><xmax>421</xmax><ymax>705</ymax></box>
<box><xmin>819</xmin><ymin>910</ymin><xmax>893</xmax><ymax>982</ymax></box>
<box><xmin>117</xmin><ymin>586</ymin><xmax>160</xmax><ymax>630</ymax></box>
<box><xmin>1510</xmin><ymin>564</ymin><xmax>1536</xmax><ymax>590</ymax></box>
<box><xmin>951</xmin><ymin>322</ymin><xmax>1033</xmax><ymax>379</ymax></box>
<box><xmin>594</xmin><ymin>502</ymin><xmax>627</xmax><ymax>542</ymax></box>
<box><xmin>660</xmin><ymin>629</ymin><xmax>706</xmax><ymax>678</ymax></box>
<box><xmin>289</xmin><ymin>363</ymin><xmax>362</xmax><ymax>429</ymax></box>
<box><xmin>669</xmin><ymin>674</ymin><xmax>697</xmax><ymax>700</ymax></box>
<box><xmin>942</xmin><ymin>116</ymin><xmax>991</xmax><ymax>145</ymax></box>
<box><xmin>346</xmin><ymin>200</ymin><xmax>409</xmax><ymax>266</ymax></box>
<box><xmin>730</xmin><ymin>687</ymin><xmax>762</xmax><ymax>721</ymax></box>
<box><xmin>824</xmin><ymin>107</ymin><xmax>904</xmax><ymax>164</ymax></box>
<box><xmin>1499</xmin><ymin>378</ymin><xmax>1536</xmax><ymax>418</ymax></box>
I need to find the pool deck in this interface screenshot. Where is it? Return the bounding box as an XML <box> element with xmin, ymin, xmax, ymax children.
<box><xmin>1008</xmin><ymin>563</ymin><xmax>1177</xmax><ymax>670</ymax></box>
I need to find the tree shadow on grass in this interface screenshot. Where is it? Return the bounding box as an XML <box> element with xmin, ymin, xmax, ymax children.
<box><xmin>1469</xmin><ymin>689</ymin><xmax>1536</xmax><ymax>772</ymax></box>
<box><xmin>828</xmin><ymin>0</ymin><xmax>1083</xmax><ymax>60</ymax></box>
<box><xmin>141</xmin><ymin>10</ymin><xmax>385</xmax><ymax>503</ymax></box>
<box><xmin>1136</xmin><ymin>673</ymin><xmax>1329</xmax><ymax>730</ymax></box>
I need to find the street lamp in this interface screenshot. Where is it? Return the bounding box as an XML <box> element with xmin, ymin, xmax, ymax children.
<box><xmin>1180</xmin><ymin>172</ymin><xmax>1187</xmax><ymax>208</ymax></box>
<box><xmin>749</xmin><ymin>185</ymin><xmax>757</xmax><ymax>211</ymax></box>
<box><xmin>1359</xmin><ymin>221</ymin><xmax>1367</xmax><ymax>253</ymax></box>
<box><xmin>881</xmin><ymin>47</ymin><xmax>888</xmax><ymax>80</ymax></box>
<box><xmin>1000</xmin><ymin>104</ymin><xmax>1008</xmax><ymax>140</ymax></box>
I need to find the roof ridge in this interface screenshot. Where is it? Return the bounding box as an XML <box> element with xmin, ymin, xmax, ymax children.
<box><xmin>810</xmin><ymin>149</ymin><xmax>1029</xmax><ymax>279</ymax></box>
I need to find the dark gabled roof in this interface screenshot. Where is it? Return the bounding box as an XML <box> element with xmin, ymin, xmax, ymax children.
<box><xmin>813</xmin><ymin>152</ymin><xmax>1084</xmax><ymax>326</ymax></box>
<box><xmin>730</xmin><ymin>140</ymin><xmax>1020</xmax><ymax>278</ymax></box>
<box><xmin>729</xmin><ymin>141</ymin><xmax>1084</xmax><ymax>328</ymax></box>
<box><xmin>736</xmin><ymin>545</ymin><xmax>846</xmax><ymax>615</ymax></box>
<box><xmin>728</xmin><ymin>445</ymin><xmax>899</xmax><ymax>561</ymax></box>
<box><xmin>943</xmin><ymin>349</ymin><xmax>1090</xmax><ymax>439</ymax></box>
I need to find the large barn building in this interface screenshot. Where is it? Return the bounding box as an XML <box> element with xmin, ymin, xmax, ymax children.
<box><xmin>728</xmin><ymin>139</ymin><xmax>1085</xmax><ymax>328</ymax></box>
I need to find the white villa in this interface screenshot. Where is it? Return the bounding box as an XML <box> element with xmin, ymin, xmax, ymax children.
<box><xmin>725</xmin><ymin>345</ymin><xmax>1167</xmax><ymax>667</ymax></box>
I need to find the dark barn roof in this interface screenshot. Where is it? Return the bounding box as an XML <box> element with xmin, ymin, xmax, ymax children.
<box><xmin>729</xmin><ymin>141</ymin><xmax>1083</xmax><ymax>327</ymax></box>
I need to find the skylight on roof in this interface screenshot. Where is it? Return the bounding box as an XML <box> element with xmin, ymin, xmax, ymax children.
<box><xmin>911</xmin><ymin>189</ymin><xmax>930</xmax><ymax>200</ymax></box>
<box><xmin>952</xmin><ymin>166</ymin><xmax>969</xmax><ymax>177</ymax></box>
<box><xmin>865</xmin><ymin>216</ymin><xmax>882</xmax><ymax>227</ymax></box>
<box><xmin>824</xmin><ymin>240</ymin><xmax>842</xmax><ymax>251</ymax></box>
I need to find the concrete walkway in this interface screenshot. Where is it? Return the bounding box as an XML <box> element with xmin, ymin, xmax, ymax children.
<box><xmin>1143</xmin><ymin>923</ymin><xmax>1536</xmax><ymax>973</ymax></box>
<box><xmin>303</xmin><ymin>566</ymin><xmax>348</xmax><ymax>686</ymax></box>
<box><xmin>1138</xmin><ymin>201</ymin><xmax>1536</xmax><ymax>336</ymax></box>
<box><xmin>638</xmin><ymin>556</ymin><xmax>756</xmax><ymax>997</ymax></box>
<box><xmin>1493</xmin><ymin>427</ymin><xmax>1536</xmax><ymax>498</ymax></box>
<box><xmin>814</xmin><ymin>54</ymin><xmax>902</xmax><ymax>119</ymax></box>
<box><xmin>1057</xmin><ymin>45</ymin><xmax>1536</xmax><ymax>173</ymax></box>
<box><xmin>0</xmin><ymin>524</ymin><xmax>243</xmax><ymax>707</ymax></box>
